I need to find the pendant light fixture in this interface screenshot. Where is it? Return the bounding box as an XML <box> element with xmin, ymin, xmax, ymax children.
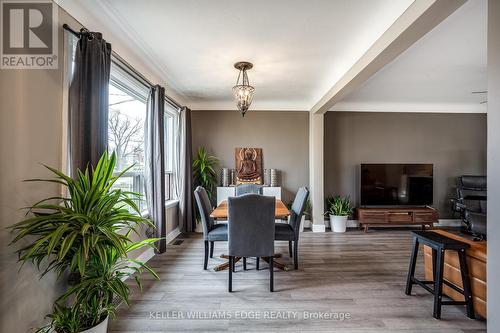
<box><xmin>232</xmin><ymin>61</ymin><xmax>255</xmax><ymax>117</ymax></box>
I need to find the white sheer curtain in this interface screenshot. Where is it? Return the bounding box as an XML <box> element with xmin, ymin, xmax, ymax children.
<box><xmin>174</xmin><ymin>107</ymin><xmax>194</xmax><ymax>232</ymax></box>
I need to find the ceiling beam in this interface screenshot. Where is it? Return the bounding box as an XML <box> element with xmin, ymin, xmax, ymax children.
<box><xmin>311</xmin><ymin>0</ymin><xmax>467</xmax><ymax>114</ymax></box>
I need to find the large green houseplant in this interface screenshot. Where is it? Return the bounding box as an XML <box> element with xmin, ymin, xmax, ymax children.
<box><xmin>192</xmin><ymin>147</ymin><xmax>219</xmax><ymax>231</ymax></box>
<box><xmin>9</xmin><ymin>152</ymin><xmax>159</xmax><ymax>333</ymax></box>
<box><xmin>192</xmin><ymin>147</ymin><xmax>219</xmax><ymax>200</ymax></box>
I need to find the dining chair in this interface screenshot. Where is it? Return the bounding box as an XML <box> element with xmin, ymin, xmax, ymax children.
<box><xmin>194</xmin><ymin>186</ymin><xmax>228</xmax><ymax>270</ymax></box>
<box><xmin>274</xmin><ymin>186</ymin><xmax>309</xmax><ymax>270</ymax></box>
<box><xmin>228</xmin><ymin>194</ymin><xmax>275</xmax><ymax>292</ymax></box>
<box><xmin>235</xmin><ymin>184</ymin><xmax>263</xmax><ymax>196</ymax></box>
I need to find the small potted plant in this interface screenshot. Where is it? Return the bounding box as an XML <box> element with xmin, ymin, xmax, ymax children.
<box><xmin>325</xmin><ymin>196</ymin><xmax>353</xmax><ymax>233</ymax></box>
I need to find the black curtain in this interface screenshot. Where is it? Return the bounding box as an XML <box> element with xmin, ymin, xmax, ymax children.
<box><xmin>145</xmin><ymin>85</ymin><xmax>167</xmax><ymax>253</ymax></box>
<box><xmin>177</xmin><ymin>107</ymin><xmax>194</xmax><ymax>232</ymax></box>
<box><xmin>69</xmin><ymin>31</ymin><xmax>111</xmax><ymax>174</ymax></box>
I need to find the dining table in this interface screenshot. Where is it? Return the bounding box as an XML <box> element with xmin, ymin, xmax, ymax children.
<box><xmin>210</xmin><ymin>199</ymin><xmax>291</xmax><ymax>271</ymax></box>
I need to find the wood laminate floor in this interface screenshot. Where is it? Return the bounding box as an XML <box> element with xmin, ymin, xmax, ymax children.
<box><xmin>109</xmin><ymin>229</ymin><xmax>486</xmax><ymax>333</ymax></box>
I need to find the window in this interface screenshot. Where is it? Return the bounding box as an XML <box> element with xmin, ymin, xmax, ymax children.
<box><xmin>164</xmin><ymin>103</ymin><xmax>179</xmax><ymax>201</ymax></box>
<box><xmin>108</xmin><ymin>61</ymin><xmax>149</xmax><ymax>211</ymax></box>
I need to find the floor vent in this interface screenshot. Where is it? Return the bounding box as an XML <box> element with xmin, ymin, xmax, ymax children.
<box><xmin>172</xmin><ymin>239</ymin><xmax>184</xmax><ymax>245</ymax></box>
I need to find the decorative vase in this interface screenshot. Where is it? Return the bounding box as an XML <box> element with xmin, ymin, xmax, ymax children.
<box><xmin>221</xmin><ymin>168</ymin><xmax>230</xmax><ymax>187</ymax></box>
<box><xmin>80</xmin><ymin>316</ymin><xmax>109</xmax><ymax>333</ymax></box>
<box><xmin>270</xmin><ymin>169</ymin><xmax>278</xmax><ymax>187</ymax></box>
<box><xmin>330</xmin><ymin>215</ymin><xmax>348</xmax><ymax>233</ymax></box>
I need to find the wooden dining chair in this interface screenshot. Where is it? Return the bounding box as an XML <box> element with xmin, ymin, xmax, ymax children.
<box><xmin>235</xmin><ymin>184</ymin><xmax>263</xmax><ymax>196</ymax></box>
<box><xmin>194</xmin><ymin>186</ymin><xmax>228</xmax><ymax>270</ymax></box>
<box><xmin>275</xmin><ymin>186</ymin><xmax>309</xmax><ymax>269</ymax></box>
<box><xmin>228</xmin><ymin>194</ymin><xmax>275</xmax><ymax>292</ymax></box>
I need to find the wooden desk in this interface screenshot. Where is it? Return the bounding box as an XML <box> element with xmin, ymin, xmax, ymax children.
<box><xmin>210</xmin><ymin>199</ymin><xmax>291</xmax><ymax>271</ymax></box>
<box><xmin>211</xmin><ymin>199</ymin><xmax>290</xmax><ymax>219</ymax></box>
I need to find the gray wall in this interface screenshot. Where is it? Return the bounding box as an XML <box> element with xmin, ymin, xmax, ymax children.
<box><xmin>324</xmin><ymin>112</ymin><xmax>487</xmax><ymax>218</ymax></box>
<box><xmin>487</xmin><ymin>0</ymin><xmax>499</xmax><ymax>327</ymax></box>
<box><xmin>191</xmin><ymin>111</ymin><xmax>309</xmax><ymax>203</ymax></box>
<box><xmin>0</xmin><ymin>8</ymin><xmax>79</xmax><ymax>332</ymax></box>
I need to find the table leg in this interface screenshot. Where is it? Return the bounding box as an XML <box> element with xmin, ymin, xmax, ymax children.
<box><xmin>214</xmin><ymin>256</ymin><xmax>241</xmax><ymax>271</ymax></box>
<box><xmin>261</xmin><ymin>256</ymin><xmax>290</xmax><ymax>271</ymax></box>
<box><xmin>215</xmin><ymin>254</ymin><xmax>285</xmax><ymax>271</ymax></box>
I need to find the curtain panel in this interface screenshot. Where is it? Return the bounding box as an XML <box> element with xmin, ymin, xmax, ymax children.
<box><xmin>175</xmin><ymin>107</ymin><xmax>194</xmax><ymax>232</ymax></box>
<box><xmin>145</xmin><ymin>85</ymin><xmax>167</xmax><ymax>253</ymax></box>
<box><xmin>69</xmin><ymin>31</ymin><xmax>111</xmax><ymax>175</ymax></box>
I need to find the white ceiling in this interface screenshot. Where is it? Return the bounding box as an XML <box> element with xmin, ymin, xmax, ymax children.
<box><xmin>332</xmin><ymin>0</ymin><xmax>487</xmax><ymax>113</ymax></box>
<box><xmin>56</xmin><ymin>0</ymin><xmax>414</xmax><ymax>110</ymax></box>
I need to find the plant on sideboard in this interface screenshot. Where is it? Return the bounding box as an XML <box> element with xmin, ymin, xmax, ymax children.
<box><xmin>9</xmin><ymin>152</ymin><xmax>159</xmax><ymax>333</ymax></box>
<box><xmin>325</xmin><ymin>196</ymin><xmax>353</xmax><ymax>233</ymax></box>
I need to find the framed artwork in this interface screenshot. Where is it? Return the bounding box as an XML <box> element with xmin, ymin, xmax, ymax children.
<box><xmin>235</xmin><ymin>147</ymin><xmax>263</xmax><ymax>184</ymax></box>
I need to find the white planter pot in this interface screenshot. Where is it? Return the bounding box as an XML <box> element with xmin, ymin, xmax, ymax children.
<box><xmin>330</xmin><ymin>215</ymin><xmax>348</xmax><ymax>233</ymax></box>
<box><xmin>195</xmin><ymin>222</ymin><xmax>203</xmax><ymax>233</ymax></box>
<box><xmin>80</xmin><ymin>316</ymin><xmax>108</xmax><ymax>333</ymax></box>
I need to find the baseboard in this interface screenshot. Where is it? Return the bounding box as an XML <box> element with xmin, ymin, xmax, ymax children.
<box><xmin>121</xmin><ymin>227</ymin><xmax>181</xmax><ymax>282</ymax></box>
<box><xmin>303</xmin><ymin>219</ymin><xmax>461</xmax><ymax>230</ymax></box>
<box><xmin>312</xmin><ymin>224</ymin><xmax>326</xmax><ymax>232</ymax></box>
<box><xmin>165</xmin><ymin>227</ymin><xmax>181</xmax><ymax>244</ymax></box>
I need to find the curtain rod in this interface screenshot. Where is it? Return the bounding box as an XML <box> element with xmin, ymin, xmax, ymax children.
<box><xmin>63</xmin><ymin>23</ymin><xmax>182</xmax><ymax>110</ymax></box>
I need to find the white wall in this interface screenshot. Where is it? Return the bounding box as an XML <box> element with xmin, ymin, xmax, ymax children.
<box><xmin>487</xmin><ymin>0</ymin><xmax>500</xmax><ymax>329</ymax></box>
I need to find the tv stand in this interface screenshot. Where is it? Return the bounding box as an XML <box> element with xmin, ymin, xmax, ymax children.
<box><xmin>357</xmin><ymin>206</ymin><xmax>438</xmax><ymax>232</ymax></box>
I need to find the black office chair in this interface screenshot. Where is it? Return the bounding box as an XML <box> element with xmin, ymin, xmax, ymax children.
<box><xmin>235</xmin><ymin>184</ymin><xmax>263</xmax><ymax>196</ymax></box>
<box><xmin>227</xmin><ymin>194</ymin><xmax>275</xmax><ymax>292</ymax></box>
<box><xmin>274</xmin><ymin>186</ymin><xmax>309</xmax><ymax>270</ymax></box>
<box><xmin>451</xmin><ymin>176</ymin><xmax>486</xmax><ymax>235</ymax></box>
<box><xmin>194</xmin><ymin>186</ymin><xmax>228</xmax><ymax>270</ymax></box>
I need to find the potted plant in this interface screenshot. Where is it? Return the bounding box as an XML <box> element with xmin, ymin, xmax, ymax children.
<box><xmin>325</xmin><ymin>196</ymin><xmax>353</xmax><ymax>233</ymax></box>
<box><xmin>192</xmin><ymin>147</ymin><xmax>219</xmax><ymax>232</ymax></box>
<box><xmin>9</xmin><ymin>152</ymin><xmax>159</xmax><ymax>333</ymax></box>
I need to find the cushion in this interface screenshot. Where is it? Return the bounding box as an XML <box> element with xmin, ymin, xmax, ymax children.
<box><xmin>274</xmin><ymin>223</ymin><xmax>295</xmax><ymax>241</ymax></box>
<box><xmin>207</xmin><ymin>223</ymin><xmax>228</xmax><ymax>241</ymax></box>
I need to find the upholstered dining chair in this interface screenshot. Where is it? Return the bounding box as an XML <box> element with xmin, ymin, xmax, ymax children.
<box><xmin>228</xmin><ymin>194</ymin><xmax>275</xmax><ymax>292</ymax></box>
<box><xmin>274</xmin><ymin>186</ymin><xmax>309</xmax><ymax>270</ymax></box>
<box><xmin>194</xmin><ymin>186</ymin><xmax>228</xmax><ymax>270</ymax></box>
<box><xmin>235</xmin><ymin>184</ymin><xmax>263</xmax><ymax>196</ymax></box>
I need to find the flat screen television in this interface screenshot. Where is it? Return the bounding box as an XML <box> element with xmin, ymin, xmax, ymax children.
<box><xmin>360</xmin><ymin>163</ymin><xmax>433</xmax><ymax>207</ymax></box>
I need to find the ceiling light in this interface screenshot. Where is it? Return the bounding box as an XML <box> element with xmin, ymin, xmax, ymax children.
<box><xmin>232</xmin><ymin>61</ymin><xmax>255</xmax><ymax>117</ymax></box>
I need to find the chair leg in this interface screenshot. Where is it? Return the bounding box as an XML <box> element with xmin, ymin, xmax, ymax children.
<box><xmin>289</xmin><ymin>241</ymin><xmax>293</xmax><ymax>258</ymax></box>
<box><xmin>405</xmin><ymin>237</ymin><xmax>419</xmax><ymax>295</ymax></box>
<box><xmin>458</xmin><ymin>249</ymin><xmax>475</xmax><ymax>319</ymax></box>
<box><xmin>232</xmin><ymin>257</ymin><xmax>236</xmax><ymax>272</ymax></box>
<box><xmin>433</xmin><ymin>249</ymin><xmax>445</xmax><ymax>319</ymax></box>
<box><xmin>210</xmin><ymin>241</ymin><xmax>214</xmax><ymax>258</ymax></box>
<box><xmin>228</xmin><ymin>256</ymin><xmax>233</xmax><ymax>292</ymax></box>
<box><xmin>294</xmin><ymin>240</ymin><xmax>299</xmax><ymax>270</ymax></box>
<box><xmin>256</xmin><ymin>257</ymin><xmax>260</xmax><ymax>270</ymax></box>
<box><xmin>243</xmin><ymin>257</ymin><xmax>247</xmax><ymax>270</ymax></box>
<box><xmin>269</xmin><ymin>255</ymin><xmax>274</xmax><ymax>292</ymax></box>
<box><xmin>203</xmin><ymin>240</ymin><xmax>209</xmax><ymax>270</ymax></box>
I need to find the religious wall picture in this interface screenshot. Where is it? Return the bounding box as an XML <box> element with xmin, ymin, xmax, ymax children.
<box><xmin>235</xmin><ymin>147</ymin><xmax>263</xmax><ymax>184</ymax></box>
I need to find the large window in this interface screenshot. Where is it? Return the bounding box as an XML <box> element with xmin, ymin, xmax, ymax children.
<box><xmin>65</xmin><ymin>34</ymin><xmax>179</xmax><ymax>211</ymax></box>
<box><xmin>108</xmin><ymin>62</ymin><xmax>149</xmax><ymax>211</ymax></box>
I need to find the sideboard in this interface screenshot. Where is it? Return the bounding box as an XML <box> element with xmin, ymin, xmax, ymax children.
<box><xmin>216</xmin><ymin>186</ymin><xmax>282</xmax><ymax>204</ymax></box>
